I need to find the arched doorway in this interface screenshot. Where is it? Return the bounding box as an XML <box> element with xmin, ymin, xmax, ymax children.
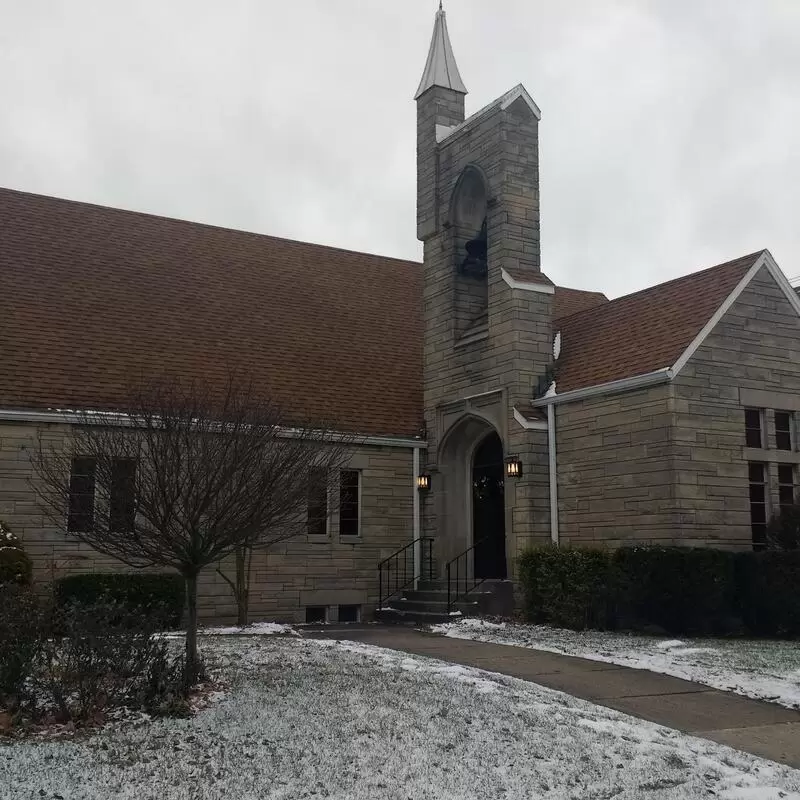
<box><xmin>472</xmin><ymin>432</ymin><xmax>507</xmax><ymax>579</ymax></box>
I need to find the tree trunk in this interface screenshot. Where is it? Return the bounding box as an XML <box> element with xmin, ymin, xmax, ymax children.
<box><xmin>184</xmin><ymin>572</ymin><xmax>199</xmax><ymax>690</ymax></box>
<box><xmin>236</xmin><ymin>548</ymin><xmax>249</xmax><ymax>627</ymax></box>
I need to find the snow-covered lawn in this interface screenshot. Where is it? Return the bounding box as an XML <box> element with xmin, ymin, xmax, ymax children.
<box><xmin>3</xmin><ymin>635</ymin><xmax>800</xmax><ymax>798</ymax></box>
<box><xmin>432</xmin><ymin>619</ymin><xmax>800</xmax><ymax>709</ymax></box>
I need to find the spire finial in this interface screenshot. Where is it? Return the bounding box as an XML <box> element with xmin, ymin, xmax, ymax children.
<box><xmin>414</xmin><ymin>3</ymin><xmax>467</xmax><ymax>99</ymax></box>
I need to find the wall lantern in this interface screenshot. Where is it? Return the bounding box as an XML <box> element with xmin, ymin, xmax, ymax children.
<box><xmin>417</xmin><ymin>473</ymin><xmax>431</xmax><ymax>492</ymax></box>
<box><xmin>505</xmin><ymin>456</ymin><xmax>523</xmax><ymax>479</ymax></box>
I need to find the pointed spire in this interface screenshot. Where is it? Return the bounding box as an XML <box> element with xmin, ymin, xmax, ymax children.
<box><xmin>414</xmin><ymin>4</ymin><xmax>467</xmax><ymax>100</ymax></box>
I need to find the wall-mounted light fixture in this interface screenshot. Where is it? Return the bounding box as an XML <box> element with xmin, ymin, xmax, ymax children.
<box><xmin>417</xmin><ymin>473</ymin><xmax>431</xmax><ymax>492</ymax></box>
<box><xmin>504</xmin><ymin>456</ymin><xmax>523</xmax><ymax>479</ymax></box>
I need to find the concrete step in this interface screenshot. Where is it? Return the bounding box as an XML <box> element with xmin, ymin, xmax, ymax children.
<box><xmin>374</xmin><ymin>608</ymin><xmax>460</xmax><ymax>625</ymax></box>
<box><xmin>402</xmin><ymin>589</ymin><xmax>449</xmax><ymax>602</ymax></box>
<box><xmin>390</xmin><ymin>597</ymin><xmax>478</xmax><ymax>613</ymax></box>
<box><xmin>415</xmin><ymin>580</ymin><xmax>447</xmax><ymax>592</ymax></box>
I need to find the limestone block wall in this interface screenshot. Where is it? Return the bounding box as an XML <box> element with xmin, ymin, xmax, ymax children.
<box><xmin>0</xmin><ymin>419</ymin><xmax>415</xmax><ymax>624</ymax></box>
<box><xmin>556</xmin><ymin>383</ymin><xmax>679</xmax><ymax>547</ymax></box>
<box><xmin>671</xmin><ymin>266</ymin><xmax>800</xmax><ymax>548</ymax></box>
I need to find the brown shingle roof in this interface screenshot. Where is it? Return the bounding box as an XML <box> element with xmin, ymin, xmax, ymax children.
<box><xmin>553</xmin><ymin>286</ymin><xmax>608</xmax><ymax>321</ymax></box>
<box><xmin>553</xmin><ymin>252</ymin><xmax>763</xmax><ymax>393</ymax></box>
<box><xmin>0</xmin><ymin>187</ymin><xmax>762</xmax><ymax>428</ymax></box>
<box><xmin>0</xmin><ymin>187</ymin><xmax>423</xmax><ymax>438</ymax></box>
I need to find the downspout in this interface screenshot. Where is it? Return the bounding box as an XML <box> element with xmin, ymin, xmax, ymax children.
<box><xmin>547</xmin><ymin>403</ymin><xmax>559</xmax><ymax>545</ymax></box>
<box><xmin>413</xmin><ymin>446</ymin><xmax>421</xmax><ymax>587</ymax></box>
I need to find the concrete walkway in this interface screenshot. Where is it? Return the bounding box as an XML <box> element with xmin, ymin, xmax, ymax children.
<box><xmin>305</xmin><ymin>625</ymin><xmax>800</xmax><ymax>769</ymax></box>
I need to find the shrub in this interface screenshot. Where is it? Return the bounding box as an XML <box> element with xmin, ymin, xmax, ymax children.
<box><xmin>612</xmin><ymin>546</ymin><xmax>736</xmax><ymax>635</ymax></box>
<box><xmin>735</xmin><ymin>551</ymin><xmax>800</xmax><ymax>637</ymax></box>
<box><xmin>0</xmin><ymin>521</ymin><xmax>32</xmax><ymax>586</ymax></box>
<box><xmin>518</xmin><ymin>546</ymin><xmax>612</xmax><ymax>630</ymax></box>
<box><xmin>0</xmin><ymin>585</ymin><xmax>42</xmax><ymax>714</ymax></box>
<box><xmin>35</xmin><ymin>599</ymin><xmax>186</xmax><ymax>723</ymax></box>
<box><xmin>766</xmin><ymin>504</ymin><xmax>800</xmax><ymax>551</ymax></box>
<box><xmin>54</xmin><ymin>573</ymin><xmax>185</xmax><ymax>630</ymax></box>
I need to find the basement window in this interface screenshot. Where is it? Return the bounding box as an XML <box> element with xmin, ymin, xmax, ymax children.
<box><xmin>775</xmin><ymin>411</ymin><xmax>794</xmax><ymax>451</ymax></box>
<box><xmin>305</xmin><ymin>606</ymin><xmax>327</xmax><ymax>624</ymax></box>
<box><xmin>744</xmin><ymin>409</ymin><xmax>764</xmax><ymax>449</ymax></box>
<box><xmin>338</xmin><ymin>604</ymin><xmax>361</xmax><ymax>623</ymax></box>
<box><xmin>748</xmin><ymin>462</ymin><xmax>769</xmax><ymax>551</ymax></box>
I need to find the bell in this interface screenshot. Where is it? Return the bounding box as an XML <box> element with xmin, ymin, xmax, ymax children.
<box><xmin>460</xmin><ymin>219</ymin><xmax>488</xmax><ymax>277</ymax></box>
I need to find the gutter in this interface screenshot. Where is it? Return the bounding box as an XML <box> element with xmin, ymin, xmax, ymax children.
<box><xmin>412</xmin><ymin>447</ymin><xmax>421</xmax><ymax>588</ymax></box>
<box><xmin>547</xmin><ymin>403</ymin><xmax>559</xmax><ymax>545</ymax></box>
<box><xmin>0</xmin><ymin>408</ymin><xmax>427</xmax><ymax>451</ymax></box>
<box><xmin>532</xmin><ymin>368</ymin><xmax>672</xmax><ymax>408</ymax></box>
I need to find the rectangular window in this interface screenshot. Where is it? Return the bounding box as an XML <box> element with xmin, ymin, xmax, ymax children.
<box><xmin>745</xmin><ymin>408</ymin><xmax>763</xmax><ymax>448</ymax></box>
<box><xmin>778</xmin><ymin>464</ymin><xmax>796</xmax><ymax>514</ymax></box>
<box><xmin>775</xmin><ymin>411</ymin><xmax>794</xmax><ymax>452</ymax></box>
<box><xmin>339</xmin><ymin>469</ymin><xmax>360</xmax><ymax>537</ymax></box>
<box><xmin>338</xmin><ymin>604</ymin><xmax>361</xmax><ymax>623</ymax></box>
<box><xmin>109</xmin><ymin>458</ymin><xmax>137</xmax><ymax>532</ymax></box>
<box><xmin>68</xmin><ymin>456</ymin><xmax>97</xmax><ymax>532</ymax></box>
<box><xmin>748</xmin><ymin>462</ymin><xmax>769</xmax><ymax>550</ymax></box>
<box><xmin>305</xmin><ymin>606</ymin><xmax>327</xmax><ymax>624</ymax></box>
<box><xmin>306</xmin><ymin>467</ymin><xmax>329</xmax><ymax>537</ymax></box>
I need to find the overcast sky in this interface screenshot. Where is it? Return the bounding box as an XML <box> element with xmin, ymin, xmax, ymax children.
<box><xmin>1</xmin><ymin>1</ymin><xmax>799</xmax><ymax>297</ymax></box>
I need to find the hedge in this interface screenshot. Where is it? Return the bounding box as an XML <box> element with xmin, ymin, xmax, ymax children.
<box><xmin>0</xmin><ymin>520</ymin><xmax>32</xmax><ymax>586</ymax></box>
<box><xmin>54</xmin><ymin>573</ymin><xmax>185</xmax><ymax>629</ymax></box>
<box><xmin>519</xmin><ymin>545</ymin><xmax>800</xmax><ymax>637</ymax></box>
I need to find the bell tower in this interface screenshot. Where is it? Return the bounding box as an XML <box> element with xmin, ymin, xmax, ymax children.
<box><xmin>415</xmin><ymin>4</ymin><xmax>554</xmax><ymax>568</ymax></box>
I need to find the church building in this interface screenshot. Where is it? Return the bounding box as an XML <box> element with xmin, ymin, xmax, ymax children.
<box><xmin>2</xmin><ymin>7</ymin><xmax>800</xmax><ymax>623</ymax></box>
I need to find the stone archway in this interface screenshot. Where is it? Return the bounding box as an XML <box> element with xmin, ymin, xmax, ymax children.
<box><xmin>436</xmin><ymin>414</ymin><xmax>506</xmax><ymax>576</ymax></box>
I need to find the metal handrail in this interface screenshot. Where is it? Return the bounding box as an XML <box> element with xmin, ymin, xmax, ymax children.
<box><xmin>378</xmin><ymin>536</ymin><xmax>434</xmax><ymax>607</ymax></box>
<box><xmin>446</xmin><ymin>537</ymin><xmax>490</xmax><ymax>613</ymax></box>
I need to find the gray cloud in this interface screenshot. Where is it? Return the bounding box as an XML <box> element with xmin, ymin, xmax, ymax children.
<box><xmin>1</xmin><ymin>0</ymin><xmax>798</xmax><ymax>297</ymax></box>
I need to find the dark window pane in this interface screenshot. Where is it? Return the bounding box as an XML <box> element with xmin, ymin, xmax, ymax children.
<box><xmin>109</xmin><ymin>458</ymin><xmax>136</xmax><ymax>532</ymax></box>
<box><xmin>780</xmin><ymin>486</ymin><xmax>794</xmax><ymax>508</ymax></box>
<box><xmin>751</xmin><ymin>504</ymin><xmax>767</xmax><ymax>525</ymax></box>
<box><xmin>745</xmin><ymin>409</ymin><xmax>763</xmax><ymax>448</ymax></box>
<box><xmin>68</xmin><ymin>457</ymin><xmax>96</xmax><ymax>532</ymax></box>
<box><xmin>338</xmin><ymin>604</ymin><xmax>360</xmax><ymax>623</ymax></box>
<box><xmin>748</xmin><ymin>463</ymin><xmax>765</xmax><ymax>483</ymax></box>
<box><xmin>305</xmin><ymin>606</ymin><xmax>326</xmax><ymax>624</ymax></box>
<box><xmin>778</xmin><ymin>464</ymin><xmax>794</xmax><ymax>485</ymax></box>
<box><xmin>307</xmin><ymin>468</ymin><xmax>328</xmax><ymax>537</ymax></box>
<box><xmin>749</xmin><ymin>484</ymin><xmax>765</xmax><ymax>503</ymax></box>
<box><xmin>775</xmin><ymin>412</ymin><xmax>793</xmax><ymax>451</ymax></box>
<box><xmin>339</xmin><ymin>470</ymin><xmax>360</xmax><ymax>537</ymax></box>
<box><xmin>752</xmin><ymin>525</ymin><xmax>767</xmax><ymax>548</ymax></box>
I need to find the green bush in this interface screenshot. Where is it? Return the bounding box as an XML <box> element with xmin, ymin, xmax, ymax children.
<box><xmin>735</xmin><ymin>551</ymin><xmax>800</xmax><ymax>637</ymax></box>
<box><xmin>518</xmin><ymin>544</ymin><xmax>800</xmax><ymax>637</ymax></box>
<box><xmin>0</xmin><ymin>585</ymin><xmax>42</xmax><ymax>713</ymax></box>
<box><xmin>54</xmin><ymin>573</ymin><xmax>185</xmax><ymax>630</ymax></box>
<box><xmin>766</xmin><ymin>504</ymin><xmax>800</xmax><ymax>551</ymax></box>
<box><xmin>518</xmin><ymin>546</ymin><xmax>612</xmax><ymax>630</ymax></box>
<box><xmin>612</xmin><ymin>546</ymin><xmax>736</xmax><ymax>635</ymax></box>
<box><xmin>0</xmin><ymin>520</ymin><xmax>32</xmax><ymax>586</ymax></box>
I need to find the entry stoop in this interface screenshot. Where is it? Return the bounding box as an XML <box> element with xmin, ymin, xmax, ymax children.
<box><xmin>375</xmin><ymin>579</ymin><xmax>514</xmax><ymax>625</ymax></box>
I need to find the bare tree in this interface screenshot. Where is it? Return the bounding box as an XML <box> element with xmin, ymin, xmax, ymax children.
<box><xmin>32</xmin><ymin>378</ymin><xmax>353</xmax><ymax>686</ymax></box>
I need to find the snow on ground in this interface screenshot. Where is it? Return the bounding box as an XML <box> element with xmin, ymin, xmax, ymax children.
<box><xmin>3</xmin><ymin>635</ymin><xmax>800</xmax><ymax>799</ymax></box>
<box><xmin>431</xmin><ymin>619</ymin><xmax>800</xmax><ymax>709</ymax></box>
<box><xmin>160</xmin><ymin>621</ymin><xmax>296</xmax><ymax>638</ymax></box>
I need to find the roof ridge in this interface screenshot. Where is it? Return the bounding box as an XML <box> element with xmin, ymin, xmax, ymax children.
<box><xmin>555</xmin><ymin>251</ymin><xmax>765</xmax><ymax>326</ymax></box>
<box><xmin>0</xmin><ymin>185</ymin><xmax>421</xmax><ymax>269</ymax></box>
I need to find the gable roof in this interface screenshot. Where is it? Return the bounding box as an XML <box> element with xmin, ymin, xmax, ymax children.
<box><xmin>553</xmin><ymin>252</ymin><xmax>765</xmax><ymax>394</ymax></box>
<box><xmin>0</xmin><ymin>187</ymin><xmax>423</xmax><ymax>438</ymax></box>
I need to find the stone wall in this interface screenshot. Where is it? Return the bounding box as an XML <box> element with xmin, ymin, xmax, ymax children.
<box><xmin>0</xmin><ymin>419</ymin><xmax>415</xmax><ymax>623</ymax></box>
<box><xmin>556</xmin><ymin>383</ymin><xmax>679</xmax><ymax>547</ymax></box>
<box><xmin>671</xmin><ymin>265</ymin><xmax>800</xmax><ymax>548</ymax></box>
